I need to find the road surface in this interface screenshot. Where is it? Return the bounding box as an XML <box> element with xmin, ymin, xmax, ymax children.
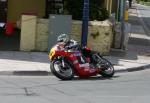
<box><xmin>0</xmin><ymin>69</ymin><xmax>150</xmax><ymax>103</ymax></box>
<box><xmin>136</xmin><ymin>4</ymin><xmax>150</xmax><ymax>35</ymax></box>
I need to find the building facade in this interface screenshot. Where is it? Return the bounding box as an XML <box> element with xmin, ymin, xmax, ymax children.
<box><xmin>0</xmin><ymin>0</ymin><xmax>114</xmax><ymax>53</ymax></box>
<box><xmin>0</xmin><ymin>0</ymin><xmax>114</xmax><ymax>23</ymax></box>
<box><xmin>0</xmin><ymin>0</ymin><xmax>64</xmax><ymax>23</ymax></box>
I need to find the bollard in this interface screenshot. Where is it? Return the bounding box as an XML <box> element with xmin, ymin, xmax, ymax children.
<box><xmin>5</xmin><ymin>22</ymin><xmax>15</xmax><ymax>36</ymax></box>
<box><xmin>124</xmin><ymin>10</ymin><xmax>129</xmax><ymax>21</ymax></box>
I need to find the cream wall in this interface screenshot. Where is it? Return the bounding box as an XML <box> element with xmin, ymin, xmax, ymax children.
<box><xmin>71</xmin><ymin>20</ymin><xmax>113</xmax><ymax>54</ymax></box>
<box><xmin>20</xmin><ymin>15</ymin><xmax>113</xmax><ymax>54</ymax></box>
<box><xmin>20</xmin><ymin>15</ymin><xmax>37</xmax><ymax>51</ymax></box>
<box><xmin>35</xmin><ymin>19</ymin><xmax>49</xmax><ymax>51</ymax></box>
<box><xmin>7</xmin><ymin>0</ymin><xmax>45</xmax><ymax>22</ymax></box>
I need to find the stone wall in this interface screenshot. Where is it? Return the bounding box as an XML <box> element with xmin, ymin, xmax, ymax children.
<box><xmin>70</xmin><ymin>21</ymin><xmax>82</xmax><ymax>42</ymax></box>
<box><xmin>20</xmin><ymin>15</ymin><xmax>37</xmax><ymax>51</ymax></box>
<box><xmin>21</xmin><ymin>15</ymin><xmax>113</xmax><ymax>54</ymax></box>
<box><xmin>71</xmin><ymin>20</ymin><xmax>113</xmax><ymax>54</ymax></box>
<box><xmin>88</xmin><ymin>21</ymin><xmax>113</xmax><ymax>54</ymax></box>
<box><xmin>35</xmin><ymin>19</ymin><xmax>49</xmax><ymax>51</ymax></box>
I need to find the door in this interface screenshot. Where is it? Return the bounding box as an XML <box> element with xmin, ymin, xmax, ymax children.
<box><xmin>48</xmin><ymin>14</ymin><xmax>72</xmax><ymax>50</ymax></box>
<box><xmin>0</xmin><ymin>0</ymin><xmax>7</xmax><ymax>22</ymax></box>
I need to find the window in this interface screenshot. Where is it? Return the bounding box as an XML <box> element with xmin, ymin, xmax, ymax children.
<box><xmin>45</xmin><ymin>0</ymin><xmax>64</xmax><ymax>18</ymax></box>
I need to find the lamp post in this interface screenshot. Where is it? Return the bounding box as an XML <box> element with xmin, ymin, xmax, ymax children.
<box><xmin>81</xmin><ymin>0</ymin><xmax>89</xmax><ymax>46</ymax></box>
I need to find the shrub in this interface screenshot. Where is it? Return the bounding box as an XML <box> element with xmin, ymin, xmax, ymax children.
<box><xmin>64</xmin><ymin>0</ymin><xmax>109</xmax><ymax>21</ymax></box>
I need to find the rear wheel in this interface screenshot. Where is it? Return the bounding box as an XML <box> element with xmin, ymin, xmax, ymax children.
<box><xmin>50</xmin><ymin>58</ymin><xmax>74</xmax><ymax>80</ymax></box>
<box><xmin>99</xmin><ymin>58</ymin><xmax>114</xmax><ymax>77</ymax></box>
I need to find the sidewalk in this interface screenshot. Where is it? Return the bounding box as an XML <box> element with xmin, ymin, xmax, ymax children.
<box><xmin>0</xmin><ymin>51</ymin><xmax>50</xmax><ymax>75</ymax></box>
<box><xmin>108</xmin><ymin>3</ymin><xmax>150</xmax><ymax>73</ymax></box>
<box><xmin>0</xmin><ymin>49</ymin><xmax>149</xmax><ymax>76</ymax></box>
<box><xmin>0</xmin><ymin>4</ymin><xmax>150</xmax><ymax>76</ymax></box>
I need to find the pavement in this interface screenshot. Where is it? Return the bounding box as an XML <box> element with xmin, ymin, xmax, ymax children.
<box><xmin>0</xmin><ymin>3</ymin><xmax>150</xmax><ymax>76</ymax></box>
<box><xmin>108</xmin><ymin>3</ymin><xmax>150</xmax><ymax>73</ymax></box>
<box><xmin>136</xmin><ymin>4</ymin><xmax>150</xmax><ymax>35</ymax></box>
<box><xmin>107</xmin><ymin>3</ymin><xmax>150</xmax><ymax>73</ymax></box>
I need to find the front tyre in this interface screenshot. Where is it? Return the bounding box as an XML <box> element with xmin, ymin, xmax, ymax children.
<box><xmin>99</xmin><ymin>58</ymin><xmax>114</xmax><ymax>77</ymax></box>
<box><xmin>50</xmin><ymin>59</ymin><xmax>74</xmax><ymax>80</ymax></box>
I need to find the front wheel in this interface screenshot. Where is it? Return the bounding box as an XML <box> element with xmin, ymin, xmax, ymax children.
<box><xmin>98</xmin><ymin>58</ymin><xmax>114</xmax><ymax>77</ymax></box>
<box><xmin>50</xmin><ymin>59</ymin><xmax>74</xmax><ymax>80</ymax></box>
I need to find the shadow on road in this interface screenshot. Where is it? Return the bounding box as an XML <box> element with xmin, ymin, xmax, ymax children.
<box><xmin>58</xmin><ymin>76</ymin><xmax>120</xmax><ymax>81</ymax></box>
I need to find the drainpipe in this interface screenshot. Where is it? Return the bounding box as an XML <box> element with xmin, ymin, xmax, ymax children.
<box><xmin>116</xmin><ymin>0</ymin><xmax>120</xmax><ymax>21</ymax></box>
<box><xmin>81</xmin><ymin>0</ymin><xmax>89</xmax><ymax>46</ymax></box>
<box><xmin>105</xmin><ymin>0</ymin><xmax>112</xmax><ymax>16</ymax></box>
<box><xmin>108</xmin><ymin>0</ymin><xmax>112</xmax><ymax>16</ymax></box>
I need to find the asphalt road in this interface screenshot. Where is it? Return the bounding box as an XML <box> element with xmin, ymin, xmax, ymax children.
<box><xmin>136</xmin><ymin>4</ymin><xmax>150</xmax><ymax>35</ymax></box>
<box><xmin>0</xmin><ymin>69</ymin><xmax>150</xmax><ymax>103</ymax></box>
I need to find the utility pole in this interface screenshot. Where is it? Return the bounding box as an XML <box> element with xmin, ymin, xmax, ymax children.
<box><xmin>120</xmin><ymin>0</ymin><xmax>126</xmax><ymax>49</ymax></box>
<box><xmin>81</xmin><ymin>0</ymin><xmax>89</xmax><ymax>46</ymax></box>
<box><xmin>116</xmin><ymin>0</ymin><xmax>126</xmax><ymax>49</ymax></box>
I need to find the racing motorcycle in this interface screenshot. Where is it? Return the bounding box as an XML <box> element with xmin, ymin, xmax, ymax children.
<box><xmin>48</xmin><ymin>36</ymin><xmax>114</xmax><ymax>80</ymax></box>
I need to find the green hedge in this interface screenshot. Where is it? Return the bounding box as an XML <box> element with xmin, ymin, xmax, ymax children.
<box><xmin>141</xmin><ymin>0</ymin><xmax>150</xmax><ymax>2</ymax></box>
<box><xmin>139</xmin><ymin>1</ymin><xmax>150</xmax><ymax>6</ymax></box>
<box><xmin>64</xmin><ymin>0</ymin><xmax>109</xmax><ymax>21</ymax></box>
<box><xmin>136</xmin><ymin>0</ymin><xmax>150</xmax><ymax>3</ymax></box>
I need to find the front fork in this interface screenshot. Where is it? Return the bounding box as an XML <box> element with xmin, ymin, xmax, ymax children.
<box><xmin>61</xmin><ymin>56</ymin><xmax>65</xmax><ymax>67</ymax></box>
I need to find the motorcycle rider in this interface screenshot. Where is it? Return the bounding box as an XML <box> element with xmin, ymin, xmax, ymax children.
<box><xmin>57</xmin><ymin>34</ymin><xmax>87</xmax><ymax>63</ymax></box>
<box><xmin>57</xmin><ymin>34</ymin><xmax>79</xmax><ymax>50</ymax></box>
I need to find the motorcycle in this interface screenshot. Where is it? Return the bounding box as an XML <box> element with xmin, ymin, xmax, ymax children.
<box><xmin>48</xmin><ymin>40</ymin><xmax>114</xmax><ymax>80</ymax></box>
